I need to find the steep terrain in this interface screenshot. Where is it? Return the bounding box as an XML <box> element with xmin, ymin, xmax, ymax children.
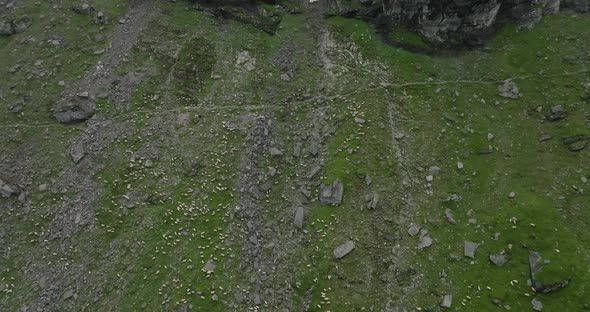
<box><xmin>1</xmin><ymin>0</ymin><xmax>589</xmax><ymax>311</ymax></box>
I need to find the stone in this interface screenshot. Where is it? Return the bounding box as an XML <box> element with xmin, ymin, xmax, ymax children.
<box><xmin>456</xmin><ymin>161</ymin><xmax>464</xmax><ymax>170</ymax></box>
<box><xmin>211</xmin><ymin>294</ymin><xmax>218</xmax><ymax>301</ymax></box>
<box><xmin>54</xmin><ymin>109</ymin><xmax>95</xmax><ymax>124</ymax></box>
<box><xmin>13</xmin><ymin>17</ymin><xmax>32</xmax><ymax>34</ymax></box>
<box><xmin>441</xmin><ymin>294</ymin><xmax>453</xmax><ymax>308</ymax></box>
<box><xmin>487</xmin><ymin>133</ymin><xmax>495</xmax><ymax>141</ymax></box>
<box><xmin>407</xmin><ymin>223</ymin><xmax>421</xmax><ymax>236</ymax></box>
<box><xmin>539</xmin><ymin>134</ymin><xmax>552</xmax><ymax>142</ymax></box>
<box><xmin>528</xmin><ymin>250</ymin><xmax>543</xmax><ymax>276</ymax></box>
<box><xmin>72</xmin><ymin>3</ymin><xmax>95</xmax><ymax>15</ymax></box>
<box><xmin>547</xmin><ymin>105</ymin><xmax>567</xmax><ymax>121</ymax></box>
<box><xmin>0</xmin><ymin>20</ymin><xmax>14</xmax><ymax>36</ymax></box>
<box><xmin>63</xmin><ymin>289</ymin><xmax>74</xmax><ymax>300</ymax></box>
<box><xmin>319</xmin><ymin>180</ymin><xmax>344</xmax><ymax>205</ymax></box>
<box><xmin>280</xmin><ymin>73</ymin><xmax>291</xmax><ymax>81</ymax></box>
<box><xmin>366</xmin><ymin>193</ymin><xmax>379</xmax><ymax>209</ymax></box>
<box><xmin>293</xmin><ymin>145</ymin><xmax>301</xmax><ymax>157</ymax></box>
<box><xmin>354</xmin><ymin>117</ymin><xmax>366</xmax><ymax>124</ymax></box>
<box><xmin>300</xmin><ymin>187</ymin><xmax>311</xmax><ymax>198</ymax></box>
<box><xmin>531</xmin><ymin>298</ymin><xmax>543</xmax><ymax>311</ymax></box>
<box><xmin>334</xmin><ymin>241</ymin><xmax>355</xmax><ymax>259</ymax></box>
<box><xmin>202</xmin><ymin>259</ymin><xmax>216</xmax><ymax>274</ymax></box>
<box><xmin>70</xmin><ymin>142</ymin><xmax>85</xmax><ymax>164</ymax></box>
<box><xmin>563</xmin><ymin>135</ymin><xmax>589</xmax><ymax>145</ymax></box>
<box><xmin>145</xmin><ymin>159</ymin><xmax>154</xmax><ymax>168</ymax></box>
<box><xmin>444</xmin><ymin>209</ymin><xmax>456</xmax><ymax>224</ymax></box>
<box><xmin>489</xmin><ymin>254</ymin><xmax>508</xmax><ymax>266</ymax></box>
<box><xmin>7</xmin><ymin>64</ymin><xmax>21</xmax><ymax>73</ymax></box>
<box><xmin>426</xmin><ymin>175</ymin><xmax>434</xmax><ymax>182</ymax></box>
<box><xmin>418</xmin><ymin>235</ymin><xmax>433</xmax><ymax>249</ymax></box>
<box><xmin>38</xmin><ymin>184</ymin><xmax>48</xmax><ymax>192</ymax></box>
<box><xmin>293</xmin><ymin>206</ymin><xmax>304</xmax><ymax>229</ymax></box>
<box><xmin>236</xmin><ymin>51</ymin><xmax>255</xmax><ymax>71</ymax></box>
<box><xmin>464</xmin><ymin>241</ymin><xmax>479</xmax><ymax>258</ymax></box>
<box><xmin>0</xmin><ymin>179</ymin><xmax>17</xmax><ymax>197</ymax></box>
<box><xmin>498</xmin><ymin>80</ymin><xmax>521</xmax><ymax>99</ymax></box>
<box><xmin>508</xmin><ymin>192</ymin><xmax>516</xmax><ymax>199</ymax></box>
<box><xmin>428</xmin><ymin>166</ymin><xmax>441</xmax><ymax>175</ymax></box>
<box><xmin>269</xmin><ymin>147</ymin><xmax>283</xmax><ymax>156</ymax></box>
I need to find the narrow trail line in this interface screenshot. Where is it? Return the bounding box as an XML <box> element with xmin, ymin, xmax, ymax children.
<box><xmin>3</xmin><ymin>67</ymin><xmax>587</xmax><ymax>130</ymax></box>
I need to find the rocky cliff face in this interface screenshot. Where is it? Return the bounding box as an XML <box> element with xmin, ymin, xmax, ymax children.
<box><xmin>334</xmin><ymin>0</ymin><xmax>589</xmax><ymax>46</ymax></box>
<box><xmin>378</xmin><ymin>0</ymin><xmax>577</xmax><ymax>44</ymax></box>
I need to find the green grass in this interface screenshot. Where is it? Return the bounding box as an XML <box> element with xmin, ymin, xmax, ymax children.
<box><xmin>1</xmin><ymin>2</ymin><xmax>590</xmax><ymax>311</ymax></box>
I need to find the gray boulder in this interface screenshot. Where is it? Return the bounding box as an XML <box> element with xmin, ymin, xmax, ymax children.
<box><xmin>0</xmin><ymin>20</ymin><xmax>15</xmax><ymax>36</ymax></box>
<box><xmin>464</xmin><ymin>241</ymin><xmax>479</xmax><ymax>259</ymax></box>
<box><xmin>293</xmin><ymin>206</ymin><xmax>304</xmax><ymax>229</ymax></box>
<box><xmin>440</xmin><ymin>294</ymin><xmax>453</xmax><ymax>308</ymax></box>
<box><xmin>498</xmin><ymin>80</ymin><xmax>521</xmax><ymax>99</ymax></box>
<box><xmin>0</xmin><ymin>179</ymin><xmax>17</xmax><ymax>197</ymax></box>
<box><xmin>54</xmin><ymin>109</ymin><xmax>95</xmax><ymax>123</ymax></box>
<box><xmin>319</xmin><ymin>180</ymin><xmax>343</xmax><ymax>205</ymax></box>
<box><xmin>489</xmin><ymin>254</ymin><xmax>508</xmax><ymax>266</ymax></box>
<box><xmin>334</xmin><ymin>241</ymin><xmax>355</xmax><ymax>259</ymax></box>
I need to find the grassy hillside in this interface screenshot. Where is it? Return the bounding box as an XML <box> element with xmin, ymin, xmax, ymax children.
<box><xmin>1</xmin><ymin>1</ymin><xmax>588</xmax><ymax>311</ymax></box>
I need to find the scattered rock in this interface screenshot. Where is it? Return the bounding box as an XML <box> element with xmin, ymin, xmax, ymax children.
<box><xmin>300</xmin><ymin>187</ymin><xmax>311</xmax><ymax>198</ymax></box>
<box><xmin>529</xmin><ymin>250</ymin><xmax>543</xmax><ymax>275</ymax></box>
<box><xmin>54</xmin><ymin>108</ymin><xmax>95</xmax><ymax>124</ymax></box>
<box><xmin>334</xmin><ymin>241</ymin><xmax>355</xmax><ymax>259</ymax></box>
<box><xmin>365</xmin><ymin>193</ymin><xmax>379</xmax><ymax>209</ymax></box>
<box><xmin>0</xmin><ymin>17</ymin><xmax>31</xmax><ymax>36</ymax></box>
<box><xmin>0</xmin><ymin>179</ymin><xmax>17</xmax><ymax>197</ymax></box>
<box><xmin>319</xmin><ymin>180</ymin><xmax>344</xmax><ymax>206</ymax></box>
<box><xmin>72</xmin><ymin>3</ymin><xmax>95</xmax><ymax>15</ymax></box>
<box><xmin>407</xmin><ymin>223</ymin><xmax>421</xmax><ymax>236</ymax></box>
<box><xmin>479</xmin><ymin>145</ymin><xmax>494</xmax><ymax>154</ymax></box>
<box><xmin>498</xmin><ymin>80</ymin><xmax>521</xmax><ymax>99</ymax></box>
<box><xmin>38</xmin><ymin>184</ymin><xmax>48</xmax><ymax>192</ymax></box>
<box><xmin>531</xmin><ymin>298</ymin><xmax>543</xmax><ymax>311</ymax></box>
<box><xmin>563</xmin><ymin>135</ymin><xmax>589</xmax><ymax>145</ymax></box>
<box><xmin>62</xmin><ymin>289</ymin><xmax>75</xmax><ymax>300</ymax></box>
<box><xmin>489</xmin><ymin>254</ymin><xmax>508</xmax><ymax>266</ymax></box>
<box><xmin>538</xmin><ymin>134</ymin><xmax>552</xmax><ymax>142</ymax></box>
<box><xmin>546</xmin><ymin>105</ymin><xmax>567</xmax><ymax>121</ymax></box>
<box><xmin>70</xmin><ymin>142</ymin><xmax>85</xmax><ymax>164</ymax></box>
<box><xmin>508</xmin><ymin>192</ymin><xmax>516</xmax><ymax>199</ymax></box>
<box><xmin>464</xmin><ymin>241</ymin><xmax>479</xmax><ymax>259</ymax></box>
<box><xmin>293</xmin><ymin>206</ymin><xmax>304</xmax><ymax>229</ymax></box>
<box><xmin>0</xmin><ymin>20</ymin><xmax>13</xmax><ymax>36</ymax></box>
<box><xmin>440</xmin><ymin>294</ymin><xmax>453</xmax><ymax>308</ymax></box>
<box><xmin>428</xmin><ymin>166</ymin><xmax>441</xmax><ymax>175</ymax></box>
<box><xmin>202</xmin><ymin>259</ymin><xmax>216</xmax><ymax>274</ymax></box>
<box><xmin>269</xmin><ymin>147</ymin><xmax>283</xmax><ymax>156</ymax></box>
<box><xmin>280</xmin><ymin>73</ymin><xmax>291</xmax><ymax>81</ymax></box>
<box><xmin>444</xmin><ymin>209</ymin><xmax>456</xmax><ymax>224</ymax></box>
<box><xmin>145</xmin><ymin>159</ymin><xmax>154</xmax><ymax>168</ymax></box>
<box><xmin>418</xmin><ymin>234</ymin><xmax>433</xmax><ymax>249</ymax></box>
<box><xmin>236</xmin><ymin>51</ymin><xmax>256</xmax><ymax>71</ymax></box>
<box><xmin>568</xmin><ymin>143</ymin><xmax>587</xmax><ymax>152</ymax></box>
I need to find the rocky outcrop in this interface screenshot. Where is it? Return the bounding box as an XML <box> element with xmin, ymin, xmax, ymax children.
<box><xmin>334</xmin><ymin>0</ymin><xmax>589</xmax><ymax>46</ymax></box>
